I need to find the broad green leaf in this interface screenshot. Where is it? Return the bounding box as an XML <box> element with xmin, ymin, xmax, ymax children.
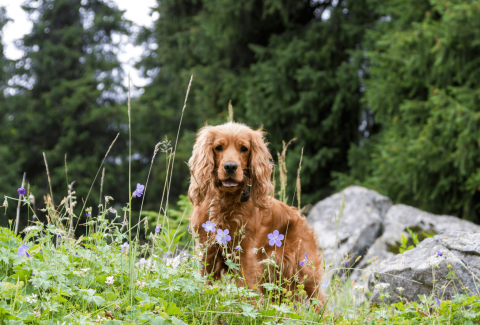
<box><xmin>105</xmin><ymin>292</ymin><xmax>118</xmax><ymax>301</ymax></box>
<box><xmin>170</xmin><ymin>316</ymin><xmax>186</xmax><ymax>325</ymax></box>
<box><xmin>149</xmin><ymin>317</ymin><xmax>167</xmax><ymax>325</ymax></box>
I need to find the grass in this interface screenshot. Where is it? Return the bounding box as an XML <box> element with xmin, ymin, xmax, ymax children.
<box><xmin>0</xmin><ymin>79</ymin><xmax>479</xmax><ymax>325</ymax></box>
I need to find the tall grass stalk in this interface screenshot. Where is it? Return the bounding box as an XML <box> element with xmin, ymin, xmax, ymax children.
<box><xmin>296</xmin><ymin>148</ymin><xmax>303</xmax><ymax>210</ymax></box>
<box><xmin>136</xmin><ymin>142</ymin><xmax>163</xmax><ymax>240</ymax></box>
<box><xmin>157</xmin><ymin>148</ymin><xmax>173</xmax><ymax>228</ymax></box>
<box><xmin>164</xmin><ymin>75</ymin><xmax>193</xmax><ymax>230</ymax></box>
<box><xmin>74</xmin><ymin>133</ymin><xmax>119</xmax><ymax>234</ymax></box>
<box><xmin>43</xmin><ymin>152</ymin><xmax>54</xmax><ymax>206</ymax></box>
<box><xmin>277</xmin><ymin>138</ymin><xmax>295</xmax><ymax>203</ymax></box>
<box><xmin>99</xmin><ymin>167</ymin><xmax>105</xmax><ymax>206</ymax></box>
<box><xmin>14</xmin><ymin>172</ymin><xmax>26</xmax><ymax>234</ymax></box>
<box><xmin>127</xmin><ymin>74</ymin><xmax>133</xmax><ymax>308</ymax></box>
<box><xmin>227</xmin><ymin>100</ymin><xmax>234</xmax><ymax>122</ymax></box>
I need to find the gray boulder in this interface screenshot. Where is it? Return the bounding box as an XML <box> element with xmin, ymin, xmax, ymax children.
<box><xmin>353</xmin><ymin>204</ymin><xmax>480</xmax><ymax>282</ymax></box>
<box><xmin>307</xmin><ymin>186</ymin><xmax>392</xmax><ymax>268</ymax></box>
<box><xmin>368</xmin><ymin>231</ymin><xmax>480</xmax><ymax>304</ymax></box>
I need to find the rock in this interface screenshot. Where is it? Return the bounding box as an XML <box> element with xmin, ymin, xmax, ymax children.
<box><xmin>368</xmin><ymin>231</ymin><xmax>480</xmax><ymax>304</ymax></box>
<box><xmin>307</xmin><ymin>186</ymin><xmax>392</xmax><ymax>268</ymax></box>
<box><xmin>353</xmin><ymin>204</ymin><xmax>480</xmax><ymax>282</ymax></box>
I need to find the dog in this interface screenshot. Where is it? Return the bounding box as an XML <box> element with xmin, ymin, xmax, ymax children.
<box><xmin>188</xmin><ymin>122</ymin><xmax>326</xmax><ymax>307</ymax></box>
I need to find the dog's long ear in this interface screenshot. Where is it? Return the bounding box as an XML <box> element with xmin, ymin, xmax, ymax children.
<box><xmin>188</xmin><ymin>126</ymin><xmax>214</xmax><ymax>206</ymax></box>
<box><xmin>250</xmin><ymin>127</ymin><xmax>273</xmax><ymax>209</ymax></box>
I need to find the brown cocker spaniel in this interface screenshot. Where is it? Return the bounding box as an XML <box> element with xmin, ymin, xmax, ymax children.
<box><xmin>188</xmin><ymin>122</ymin><xmax>326</xmax><ymax>308</ymax></box>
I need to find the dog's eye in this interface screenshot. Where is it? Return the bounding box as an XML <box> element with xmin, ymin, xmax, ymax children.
<box><xmin>215</xmin><ymin>145</ymin><xmax>223</xmax><ymax>152</ymax></box>
<box><xmin>241</xmin><ymin>146</ymin><xmax>248</xmax><ymax>153</ymax></box>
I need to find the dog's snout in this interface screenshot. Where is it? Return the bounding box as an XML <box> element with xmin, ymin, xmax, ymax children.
<box><xmin>224</xmin><ymin>162</ymin><xmax>238</xmax><ymax>174</ymax></box>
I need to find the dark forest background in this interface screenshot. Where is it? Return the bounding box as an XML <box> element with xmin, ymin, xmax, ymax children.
<box><xmin>1</xmin><ymin>0</ymin><xmax>480</xmax><ymax>234</ymax></box>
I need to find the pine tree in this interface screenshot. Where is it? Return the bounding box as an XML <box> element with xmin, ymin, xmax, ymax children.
<box><xmin>134</xmin><ymin>0</ymin><xmax>380</xmax><ymax>206</ymax></box>
<box><xmin>0</xmin><ymin>7</ymin><xmax>17</xmax><ymax>228</ymax></box>
<box><xmin>343</xmin><ymin>0</ymin><xmax>480</xmax><ymax>223</ymax></box>
<box><xmin>0</xmin><ymin>0</ymin><xmax>130</xmax><ymax>228</ymax></box>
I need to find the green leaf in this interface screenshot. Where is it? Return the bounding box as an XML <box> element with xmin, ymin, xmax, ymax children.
<box><xmin>11</xmin><ymin>268</ymin><xmax>31</xmax><ymax>281</ymax></box>
<box><xmin>135</xmin><ymin>291</ymin><xmax>150</xmax><ymax>302</ymax></box>
<box><xmin>149</xmin><ymin>317</ymin><xmax>167</xmax><ymax>325</ymax></box>
<box><xmin>105</xmin><ymin>292</ymin><xmax>118</xmax><ymax>302</ymax></box>
<box><xmin>95</xmin><ymin>274</ymin><xmax>108</xmax><ymax>284</ymax></box>
<box><xmin>259</xmin><ymin>309</ymin><xmax>276</xmax><ymax>317</ymax></box>
<box><xmin>224</xmin><ymin>259</ymin><xmax>239</xmax><ymax>270</ymax></box>
<box><xmin>161</xmin><ymin>298</ymin><xmax>181</xmax><ymax>316</ymax></box>
<box><xmin>401</xmin><ymin>234</ymin><xmax>408</xmax><ymax>247</ymax></box>
<box><xmin>6</xmin><ymin>320</ymin><xmax>24</xmax><ymax>325</ymax></box>
<box><xmin>54</xmin><ymin>295</ymin><xmax>67</xmax><ymax>304</ymax></box>
<box><xmin>90</xmin><ymin>295</ymin><xmax>105</xmax><ymax>307</ymax></box>
<box><xmin>286</xmin><ymin>313</ymin><xmax>304</xmax><ymax>319</ymax></box>
<box><xmin>239</xmin><ymin>303</ymin><xmax>259</xmax><ymax>318</ymax></box>
<box><xmin>271</xmin><ymin>304</ymin><xmax>291</xmax><ymax>314</ymax></box>
<box><xmin>422</xmin><ymin>231</ymin><xmax>434</xmax><ymax>238</ymax></box>
<box><xmin>261</xmin><ymin>283</ymin><xmax>281</xmax><ymax>291</ymax></box>
<box><xmin>104</xmin><ymin>321</ymin><xmax>123</xmax><ymax>325</ymax></box>
<box><xmin>170</xmin><ymin>317</ymin><xmax>186</xmax><ymax>325</ymax></box>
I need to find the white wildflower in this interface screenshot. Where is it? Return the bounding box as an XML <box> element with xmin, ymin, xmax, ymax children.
<box><xmin>397</xmin><ymin>287</ymin><xmax>404</xmax><ymax>293</ymax></box>
<box><xmin>136</xmin><ymin>281</ymin><xmax>146</xmax><ymax>289</ymax></box>
<box><xmin>353</xmin><ymin>285</ymin><xmax>365</xmax><ymax>292</ymax></box>
<box><xmin>136</xmin><ymin>258</ymin><xmax>156</xmax><ymax>269</ymax></box>
<box><xmin>26</xmin><ymin>294</ymin><xmax>38</xmax><ymax>304</ymax></box>
<box><xmin>375</xmin><ymin>283</ymin><xmax>390</xmax><ymax>290</ymax></box>
<box><xmin>80</xmin><ymin>268</ymin><xmax>91</xmax><ymax>273</ymax></box>
<box><xmin>105</xmin><ymin>276</ymin><xmax>114</xmax><ymax>285</ymax></box>
<box><xmin>259</xmin><ymin>257</ymin><xmax>277</xmax><ymax>266</ymax></box>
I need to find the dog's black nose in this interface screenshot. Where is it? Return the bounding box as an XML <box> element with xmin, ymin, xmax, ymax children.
<box><xmin>224</xmin><ymin>162</ymin><xmax>238</xmax><ymax>174</ymax></box>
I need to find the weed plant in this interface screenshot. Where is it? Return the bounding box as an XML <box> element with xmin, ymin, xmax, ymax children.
<box><xmin>0</xmin><ymin>78</ymin><xmax>479</xmax><ymax>324</ymax></box>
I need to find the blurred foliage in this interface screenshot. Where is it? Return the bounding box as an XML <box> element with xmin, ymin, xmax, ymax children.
<box><xmin>134</xmin><ymin>0</ymin><xmax>380</xmax><ymax>206</ymax></box>
<box><xmin>335</xmin><ymin>0</ymin><xmax>480</xmax><ymax>223</ymax></box>
<box><xmin>0</xmin><ymin>0</ymin><xmax>131</xmax><ymax>231</ymax></box>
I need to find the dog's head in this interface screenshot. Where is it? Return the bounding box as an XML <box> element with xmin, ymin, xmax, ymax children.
<box><xmin>188</xmin><ymin>122</ymin><xmax>273</xmax><ymax>208</ymax></box>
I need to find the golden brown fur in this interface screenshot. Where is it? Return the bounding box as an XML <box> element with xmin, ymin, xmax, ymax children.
<box><xmin>188</xmin><ymin>122</ymin><xmax>326</xmax><ymax>308</ymax></box>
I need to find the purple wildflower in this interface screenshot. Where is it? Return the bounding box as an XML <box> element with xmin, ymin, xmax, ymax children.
<box><xmin>202</xmin><ymin>221</ymin><xmax>216</xmax><ymax>233</ymax></box>
<box><xmin>132</xmin><ymin>183</ymin><xmax>145</xmax><ymax>198</ymax></box>
<box><xmin>345</xmin><ymin>261</ymin><xmax>348</xmax><ymax>267</ymax></box>
<box><xmin>17</xmin><ymin>188</ymin><xmax>26</xmax><ymax>196</ymax></box>
<box><xmin>86</xmin><ymin>212</ymin><xmax>92</xmax><ymax>217</ymax></box>
<box><xmin>435</xmin><ymin>298</ymin><xmax>441</xmax><ymax>307</ymax></box>
<box><xmin>321</xmin><ymin>280</ymin><xmax>330</xmax><ymax>289</ymax></box>
<box><xmin>120</xmin><ymin>242</ymin><xmax>129</xmax><ymax>253</ymax></box>
<box><xmin>437</xmin><ymin>251</ymin><xmax>443</xmax><ymax>257</ymax></box>
<box><xmin>267</xmin><ymin>230</ymin><xmax>284</xmax><ymax>247</ymax></box>
<box><xmin>215</xmin><ymin>229</ymin><xmax>231</xmax><ymax>244</ymax></box>
<box><xmin>155</xmin><ymin>227</ymin><xmax>161</xmax><ymax>234</ymax></box>
<box><xmin>235</xmin><ymin>246</ymin><xmax>241</xmax><ymax>250</ymax></box>
<box><xmin>18</xmin><ymin>243</ymin><xmax>30</xmax><ymax>258</ymax></box>
<box><xmin>299</xmin><ymin>253</ymin><xmax>308</xmax><ymax>266</ymax></box>
<box><xmin>341</xmin><ymin>273</ymin><xmax>345</xmax><ymax>283</ymax></box>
